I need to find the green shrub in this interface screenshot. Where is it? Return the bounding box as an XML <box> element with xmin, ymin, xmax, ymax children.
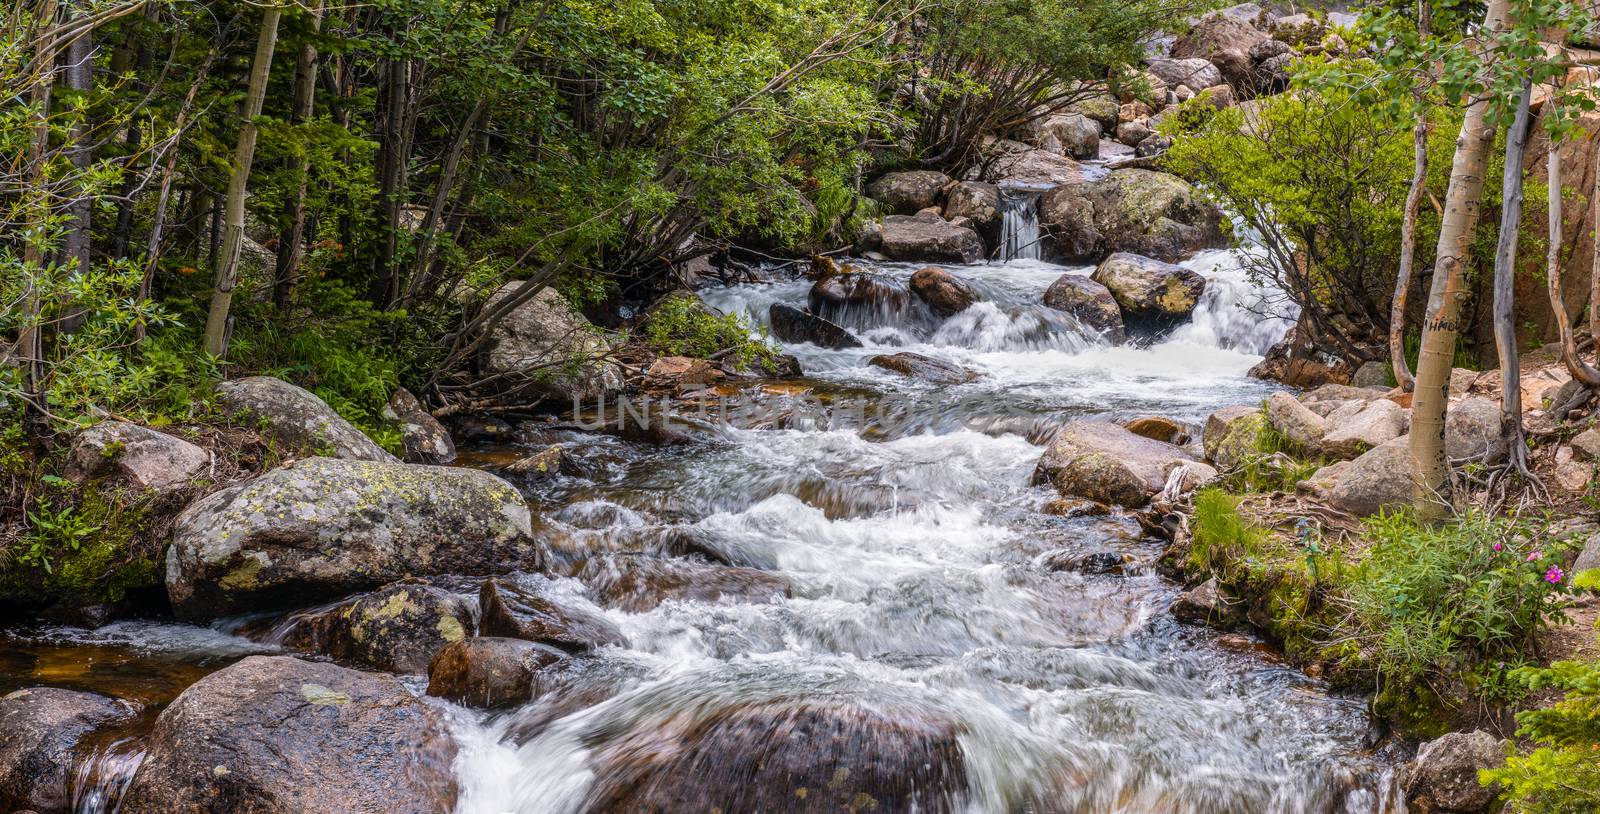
<box><xmin>1482</xmin><ymin>659</ymin><xmax>1600</xmax><ymax>814</ymax></box>
<box><xmin>640</xmin><ymin>294</ymin><xmax>780</xmax><ymax>373</ymax></box>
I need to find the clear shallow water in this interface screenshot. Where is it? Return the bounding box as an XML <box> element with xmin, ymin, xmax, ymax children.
<box><xmin>3</xmin><ymin>248</ymin><xmax>1397</xmax><ymax>814</ymax></box>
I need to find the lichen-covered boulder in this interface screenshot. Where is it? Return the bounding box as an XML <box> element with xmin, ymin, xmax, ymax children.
<box><xmin>0</xmin><ymin>688</ymin><xmax>132</xmax><ymax>813</ymax></box>
<box><xmin>586</xmin><ymin>697</ymin><xmax>967</xmax><ymax>814</ymax></box>
<box><xmin>426</xmin><ymin>637</ymin><xmax>567</xmax><ymax>709</ymax></box>
<box><xmin>1316</xmin><ymin>437</ymin><xmax>1416</xmax><ymax>517</ymax></box>
<box><xmin>858</xmin><ymin>213</ymin><xmax>985</xmax><ymax>264</ymax></box>
<box><xmin>866</xmin><ymin>170</ymin><xmax>951</xmax><ymax>214</ymax></box>
<box><xmin>276</xmin><ymin>582</ymin><xmax>475</xmax><ymax>674</ymax></box>
<box><xmin>909</xmin><ymin>266</ymin><xmax>975</xmax><ymax>317</ymax></box>
<box><xmin>217</xmin><ymin>376</ymin><xmax>395</xmax><ymax>462</ymax></box>
<box><xmin>868</xmin><ymin>352</ymin><xmax>978</xmax><ymax>385</ymax></box>
<box><xmin>479</xmin><ymin>577</ymin><xmax>627</xmax><ymax>653</ymax></box>
<box><xmin>1145</xmin><ymin>58</ymin><xmax>1223</xmax><ymax>92</ymax></box>
<box><xmin>383</xmin><ymin>387</ymin><xmax>456</xmax><ymax>465</ymax></box>
<box><xmin>1090</xmin><ymin>252</ymin><xmax>1207</xmax><ymax>323</ymax></box>
<box><xmin>983</xmin><ymin>144</ymin><xmax>1086</xmax><ymax>187</ymax></box>
<box><xmin>1031</xmin><ymin>420</ymin><xmax>1205</xmax><ymax>507</ymax></box>
<box><xmin>481</xmin><ymin>283</ymin><xmax>623</xmax><ymax>404</ymax></box>
<box><xmin>767</xmin><ymin>304</ymin><xmax>862</xmax><ymax>350</ymax></box>
<box><xmin>166</xmin><ymin>457</ymin><xmax>537</xmax><ymax>620</ymax></box>
<box><xmin>1401</xmin><ymin>730</ymin><xmax>1502</xmax><ymax>814</ymax></box>
<box><xmin>1043</xmin><ymin>273</ymin><xmax>1126</xmax><ymax>343</ymax></box>
<box><xmin>118</xmin><ymin>656</ymin><xmax>457</xmax><ymax>814</ymax></box>
<box><xmin>65</xmin><ymin>420</ymin><xmax>209</xmax><ymax>490</ymax></box>
<box><xmin>1066</xmin><ymin>91</ymin><xmax>1121</xmax><ymax>132</ymax></box>
<box><xmin>1028</xmin><ymin>113</ymin><xmax>1101</xmax><ymax>159</ymax></box>
<box><xmin>1265</xmin><ymin>391</ymin><xmax>1328</xmax><ymax>452</ymax></box>
<box><xmin>1204</xmin><ymin>406</ymin><xmax>1264</xmax><ymax>470</ymax></box>
<box><xmin>942</xmin><ymin>181</ymin><xmax>1002</xmax><ymax>227</ymax></box>
<box><xmin>1318</xmin><ymin>398</ymin><xmax>1408</xmax><ymax>459</ymax></box>
<box><xmin>1041</xmin><ymin>169</ymin><xmax>1224</xmax><ymax>262</ymax></box>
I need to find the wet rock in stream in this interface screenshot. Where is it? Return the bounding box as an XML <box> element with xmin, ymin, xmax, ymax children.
<box><xmin>0</xmin><ymin>687</ymin><xmax>134</xmax><ymax>813</ymax></box>
<box><xmin>273</xmin><ymin>581</ymin><xmax>475</xmax><ymax>674</ymax></box>
<box><xmin>1032</xmin><ymin>420</ymin><xmax>1213</xmax><ymax>507</ymax></box>
<box><xmin>479</xmin><ymin>577</ymin><xmax>628</xmax><ymax>653</ymax></box>
<box><xmin>868</xmin><ymin>352</ymin><xmax>979</xmax><ymax>384</ymax></box>
<box><xmin>575</xmin><ymin>556</ymin><xmax>793</xmax><ymax>613</ymax></box>
<box><xmin>768</xmin><ymin>303</ymin><xmax>863</xmax><ymax>350</ymax></box>
<box><xmin>118</xmin><ymin>655</ymin><xmax>457</xmax><ymax>814</ymax></box>
<box><xmin>426</xmin><ymin>637</ymin><xmax>567</xmax><ymax>708</ymax></box>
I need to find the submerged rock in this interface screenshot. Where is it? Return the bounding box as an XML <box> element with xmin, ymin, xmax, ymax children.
<box><xmin>1090</xmin><ymin>252</ymin><xmax>1206</xmax><ymax>323</ymax></box>
<box><xmin>586</xmin><ymin>699</ymin><xmax>967</xmax><ymax>814</ymax></box>
<box><xmin>383</xmin><ymin>387</ymin><xmax>456</xmax><ymax>464</ymax></box>
<box><xmin>481</xmin><ymin>283</ymin><xmax>623</xmax><ymax>404</ymax></box>
<box><xmin>1032</xmin><ymin>420</ymin><xmax>1205</xmax><ymax>507</ymax></box>
<box><xmin>166</xmin><ymin>457</ymin><xmax>537</xmax><ymax>620</ymax></box>
<box><xmin>909</xmin><ymin>266</ymin><xmax>975</xmax><ymax>317</ymax></box>
<box><xmin>577</xmin><ymin>557</ymin><xmax>792</xmax><ymax>613</ymax></box>
<box><xmin>65</xmin><ymin>420</ymin><xmax>209</xmax><ymax>491</ymax></box>
<box><xmin>0</xmin><ymin>688</ymin><xmax>132</xmax><ymax>813</ymax></box>
<box><xmin>858</xmin><ymin>213</ymin><xmax>986</xmax><ymax>264</ymax></box>
<box><xmin>1043</xmin><ymin>273</ymin><xmax>1126</xmax><ymax>343</ymax></box>
<box><xmin>478</xmin><ymin>577</ymin><xmax>627</xmax><ymax>653</ymax></box>
<box><xmin>119</xmin><ymin>656</ymin><xmax>457</xmax><ymax>814</ymax></box>
<box><xmin>866</xmin><ymin>170</ymin><xmax>951</xmax><ymax>214</ymax></box>
<box><xmin>276</xmin><ymin>582</ymin><xmax>475</xmax><ymax>674</ymax></box>
<box><xmin>426</xmin><ymin>637</ymin><xmax>567</xmax><ymax>709</ymax></box>
<box><xmin>808</xmin><ymin>272</ymin><xmax>910</xmax><ymax>320</ymax></box>
<box><xmin>767</xmin><ymin>304</ymin><xmax>862</xmax><ymax>349</ymax></box>
<box><xmin>217</xmin><ymin>375</ymin><xmax>395</xmax><ymax>462</ymax></box>
<box><xmin>868</xmin><ymin>352</ymin><xmax>978</xmax><ymax>385</ymax></box>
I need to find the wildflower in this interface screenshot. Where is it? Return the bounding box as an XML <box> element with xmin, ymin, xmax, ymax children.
<box><xmin>1546</xmin><ymin>566</ymin><xmax>1564</xmax><ymax>585</ymax></box>
<box><xmin>1492</xmin><ymin>542</ymin><xmax>1503</xmax><ymax>553</ymax></box>
<box><xmin>1526</xmin><ymin>551</ymin><xmax>1542</xmax><ymax>562</ymax></box>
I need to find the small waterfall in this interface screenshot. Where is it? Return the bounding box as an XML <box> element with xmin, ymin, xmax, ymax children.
<box><xmin>997</xmin><ymin>184</ymin><xmax>1048</xmax><ymax>261</ymax></box>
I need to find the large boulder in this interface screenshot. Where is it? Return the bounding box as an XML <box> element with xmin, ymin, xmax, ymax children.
<box><xmin>767</xmin><ymin>303</ymin><xmax>862</xmax><ymax>350</ymax></box>
<box><xmin>983</xmin><ymin>144</ymin><xmax>1086</xmax><ymax>187</ymax></box>
<box><xmin>1445</xmin><ymin>396</ymin><xmax>1509</xmax><ymax>465</ymax></box>
<box><xmin>1318</xmin><ymin>399</ymin><xmax>1408</xmax><ymax>459</ymax></box>
<box><xmin>866</xmin><ymin>170</ymin><xmax>951</xmax><ymax>214</ymax></box>
<box><xmin>576</xmin><ymin>556</ymin><xmax>793</xmax><ymax>613</ymax></box>
<box><xmin>166</xmin><ymin>456</ymin><xmax>537</xmax><ymax>620</ymax></box>
<box><xmin>426</xmin><ymin>637</ymin><xmax>567</xmax><ymax>709</ymax></box>
<box><xmin>909</xmin><ymin>266</ymin><xmax>975</xmax><ymax>317</ymax></box>
<box><xmin>1090</xmin><ymin>252</ymin><xmax>1207</xmax><ymax>324</ymax></box>
<box><xmin>217</xmin><ymin>376</ymin><xmax>395</xmax><ymax>462</ymax></box>
<box><xmin>1144</xmin><ymin>58</ymin><xmax>1223</xmax><ymax>92</ymax></box>
<box><xmin>0</xmin><ymin>688</ymin><xmax>132</xmax><ymax>813</ymax></box>
<box><xmin>481</xmin><ymin>284</ymin><xmax>623</xmax><ymax>404</ymax></box>
<box><xmin>383</xmin><ymin>388</ymin><xmax>456</xmax><ymax>465</ymax></box>
<box><xmin>1042</xmin><ymin>274</ymin><xmax>1126</xmax><ymax>343</ymax></box>
<box><xmin>64</xmin><ymin>420</ymin><xmax>209</xmax><ymax>490</ymax></box>
<box><xmin>1066</xmin><ymin>91</ymin><xmax>1121</xmax><ymax>132</ymax></box>
<box><xmin>276</xmin><ymin>582</ymin><xmax>475</xmax><ymax>674</ymax></box>
<box><xmin>479</xmin><ymin>577</ymin><xmax>628</xmax><ymax>653</ymax></box>
<box><xmin>119</xmin><ymin>656</ymin><xmax>457</xmax><ymax>814</ymax></box>
<box><xmin>1172</xmin><ymin>13</ymin><xmax>1269</xmax><ymax>89</ymax></box>
<box><xmin>1203</xmin><ymin>405</ymin><xmax>1261</xmax><ymax>467</ymax></box>
<box><xmin>586</xmin><ymin>698</ymin><xmax>966</xmax><ymax>814</ymax></box>
<box><xmin>1041</xmin><ymin>169</ymin><xmax>1224</xmax><ymax>262</ymax></box>
<box><xmin>1028</xmin><ymin>113</ymin><xmax>1101</xmax><ymax>159</ymax></box>
<box><xmin>942</xmin><ymin>181</ymin><xmax>1002</xmax><ymax>227</ymax></box>
<box><xmin>869</xmin><ymin>352</ymin><xmax>978</xmax><ymax>385</ymax></box>
<box><xmin>808</xmin><ymin>272</ymin><xmax>910</xmax><ymax>321</ymax></box>
<box><xmin>1031</xmin><ymin>420</ymin><xmax>1210</xmax><ymax>507</ymax></box>
<box><xmin>858</xmin><ymin>213</ymin><xmax>986</xmax><ymax>264</ymax></box>
<box><xmin>1315</xmin><ymin>438</ymin><xmax>1417</xmax><ymax>517</ymax></box>
<box><xmin>1265</xmin><ymin>391</ymin><xmax>1328</xmax><ymax>452</ymax></box>
<box><xmin>1401</xmin><ymin>731</ymin><xmax>1502</xmax><ymax>814</ymax></box>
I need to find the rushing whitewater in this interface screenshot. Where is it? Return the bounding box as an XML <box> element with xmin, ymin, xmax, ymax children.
<box><xmin>439</xmin><ymin>248</ymin><xmax>1397</xmax><ymax>813</ymax></box>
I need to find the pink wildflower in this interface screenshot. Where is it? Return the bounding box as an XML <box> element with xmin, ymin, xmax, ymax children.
<box><xmin>1546</xmin><ymin>566</ymin><xmax>1565</xmax><ymax>585</ymax></box>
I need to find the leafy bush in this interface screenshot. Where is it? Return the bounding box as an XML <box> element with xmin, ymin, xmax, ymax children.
<box><xmin>1345</xmin><ymin>511</ymin><xmax>1580</xmax><ymax>682</ymax></box>
<box><xmin>1482</xmin><ymin>660</ymin><xmax>1600</xmax><ymax>814</ymax></box>
<box><xmin>640</xmin><ymin>294</ymin><xmax>781</xmax><ymax>372</ymax></box>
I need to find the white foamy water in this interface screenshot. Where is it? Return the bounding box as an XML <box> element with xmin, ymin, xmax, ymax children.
<box><xmin>448</xmin><ymin>247</ymin><xmax>1400</xmax><ymax>813</ymax></box>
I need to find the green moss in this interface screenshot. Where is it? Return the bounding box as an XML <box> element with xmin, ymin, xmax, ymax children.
<box><xmin>2</xmin><ymin>482</ymin><xmax>162</xmax><ymax>605</ymax></box>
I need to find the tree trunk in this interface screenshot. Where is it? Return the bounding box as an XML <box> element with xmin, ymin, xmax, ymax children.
<box><xmin>202</xmin><ymin>4</ymin><xmax>282</xmax><ymax>357</ymax></box>
<box><xmin>274</xmin><ymin>0</ymin><xmax>322</xmax><ymax>310</ymax></box>
<box><xmin>18</xmin><ymin>0</ymin><xmax>61</xmax><ymax>418</ymax></box>
<box><xmin>1591</xmin><ymin>136</ymin><xmax>1600</xmax><ymax>366</ymax></box>
<box><xmin>1491</xmin><ymin>78</ymin><xmax>1533</xmax><ymax>465</ymax></box>
<box><xmin>1408</xmin><ymin>0</ymin><xmax>1509</xmax><ymax>518</ymax></box>
<box><xmin>1548</xmin><ymin>134</ymin><xmax>1600</xmax><ymax>385</ymax></box>
<box><xmin>1390</xmin><ymin>0</ymin><xmax>1432</xmax><ymax>392</ymax></box>
<box><xmin>62</xmin><ymin>1</ymin><xmax>93</xmax><ymax>282</ymax></box>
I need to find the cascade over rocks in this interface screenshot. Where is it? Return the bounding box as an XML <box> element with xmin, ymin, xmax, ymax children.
<box><xmin>866</xmin><ymin>170</ymin><xmax>952</xmax><ymax>214</ymax></box>
<box><xmin>64</xmin><ymin>420</ymin><xmax>209</xmax><ymax>491</ymax></box>
<box><xmin>0</xmin><ymin>688</ymin><xmax>132</xmax><ymax>813</ymax></box>
<box><xmin>586</xmin><ymin>698</ymin><xmax>968</xmax><ymax>814</ymax></box>
<box><xmin>384</xmin><ymin>387</ymin><xmax>456</xmax><ymax>464</ymax></box>
<box><xmin>1090</xmin><ymin>252</ymin><xmax>1207</xmax><ymax>324</ymax></box>
<box><xmin>575</xmin><ymin>556</ymin><xmax>793</xmax><ymax>613</ymax></box>
<box><xmin>869</xmin><ymin>352</ymin><xmax>979</xmax><ymax>384</ymax></box>
<box><xmin>1041</xmin><ymin>169</ymin><xmax>1224</xmax><ymax>262</ymax></box>
<box><xmin>426</xmin><ymin>637</ymin><xmax>567</xmax><ymax>709</ymax></box>
<box><xmin>276</xmin><ymin>582</ymin><xmax>475</xmax><ymax>674</ymax></box>
<box><xmin>478</xmin><ymin>577</ymin><xmax>628</xmax><ymax>653</ymax></box>
<box><xmin>481</xmin><ymin>284</ymin><xmax>623</xmax><ymax>404</ymax></box>
<box><xmin>166</xmin><ymin>456</ymin><xmax>537</xmax><ymax>620</ymax></box>
<box><xmin>767</xmin><ymin>303</ymin><xmax>863</xmax><ymax>349</ymax></box>
<box><xmin>1032</xmin><ymin>420</ymin><xmax>1212</xmax><ymax>507</ymax></box>
<box><xmin>118</xmin><ymin>656</ymin><xmax>458</xmax><ymax>814</ymax></box>
<box><xmin>808</xmin><ymin>272</ymin><xmax>910</xmax><ymax>321</ymax></box>
<box><xmin>909</xmin><ymin>266</ymin><xmax>975</xmax><ymax>316</ymax></box>
<box><xmin>217</xmin><ymin>376</ymin><xmax>396</xmax><ymax>462</ymax></box>
<box><xmin>857</xmin><ymin>213</ymin><xmax>986</xmax><ymax>264</ymax></box>
<box><xmin>1043</xmin><ymin>273</ymin><xmax>1126</xmax><ymax>343</ymax></box>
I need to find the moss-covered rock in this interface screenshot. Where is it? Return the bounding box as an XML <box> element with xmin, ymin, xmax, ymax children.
<box><xmin>277</xmin><ymin>582</ymin><xmax>476</xmax><ymax>674</ymax></box>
